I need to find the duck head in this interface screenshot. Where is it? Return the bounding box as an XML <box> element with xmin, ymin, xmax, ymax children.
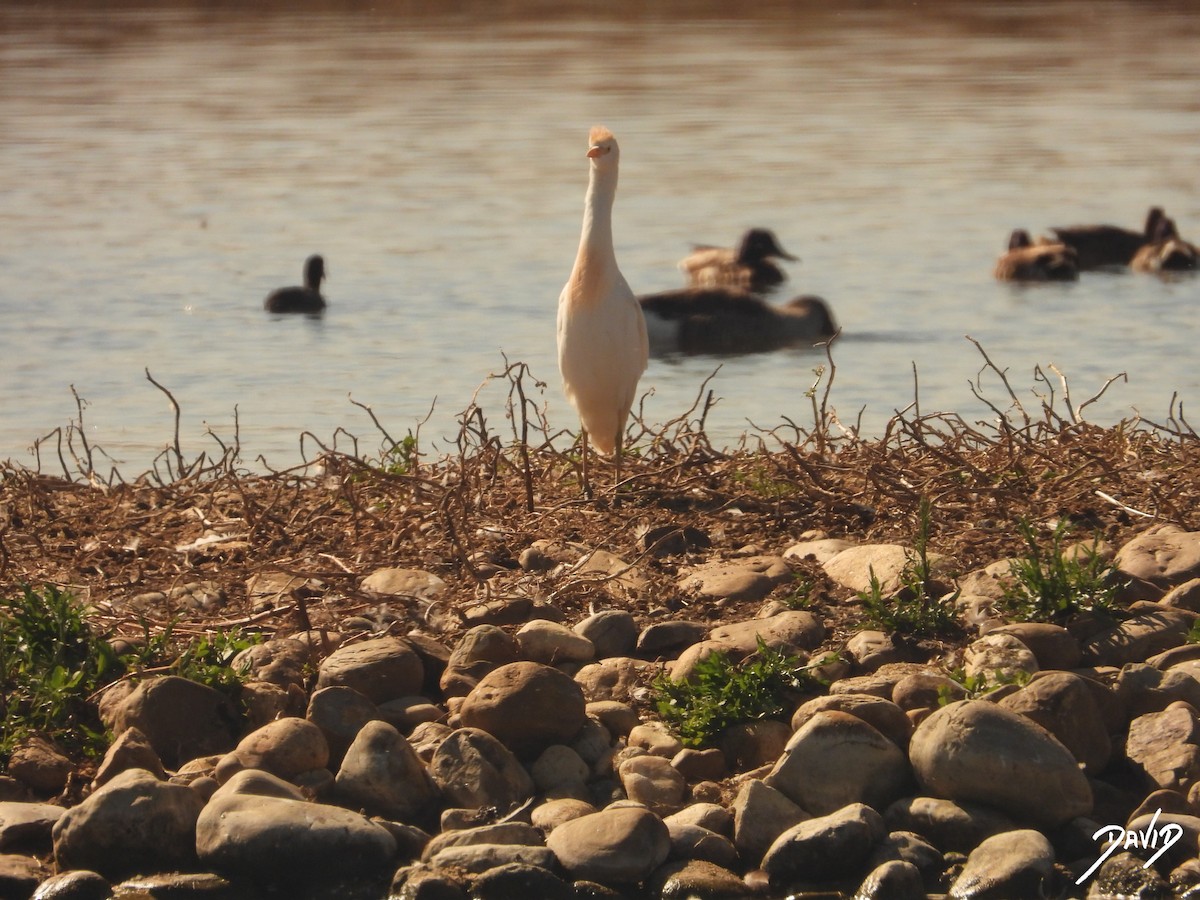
<box><xmin>737</xmin><ymin>228</ymin><xmax>798</xmax><ymax>264</ymax></box>
<box><xmin>1144</xmin><ymin>206</ymin><xmax>1168</xmax><ymax>239</ymax></box>
<box><xmin>303</xmin><ymin>254</ymin><xmax>326</xmax><ymax>291</ymax></box>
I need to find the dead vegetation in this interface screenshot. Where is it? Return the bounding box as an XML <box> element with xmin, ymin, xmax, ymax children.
<box><xmin>1</xmin><ymin>347</ymin><xmax>1197</xmax><ymax>659</ymax></box>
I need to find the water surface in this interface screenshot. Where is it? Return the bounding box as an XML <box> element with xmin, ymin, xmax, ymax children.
<box><xmin>2</xmin><ymin>0</ymin><xmax>1198</xmax><ymax>473</ymax></box>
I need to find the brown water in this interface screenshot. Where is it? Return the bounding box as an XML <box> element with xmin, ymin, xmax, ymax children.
<box><xmin>2</xmin><ymin>0</ymin><xmax>1198</xmax><ymax>473</ymax></box>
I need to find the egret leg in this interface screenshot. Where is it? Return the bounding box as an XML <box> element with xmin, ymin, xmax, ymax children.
<box><xmin>614</xmin><ymin>427</ymin><xmax>623</xmax><ymax>489</ymax></box>
<box><xmin>580</xmin><ymin>430</ymin><xmax>592</xmax><ymax>499</ymax></box>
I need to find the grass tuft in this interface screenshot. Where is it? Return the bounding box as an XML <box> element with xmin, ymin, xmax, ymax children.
<box><xmin>1000</xmin><ymin>519</ymin><xmax>1119</xmax><ymax>622</ymax></box>
<box><xmin>1</xmin><ymin>584</ymin><xmax>263</xmax><ymax>768</ymax></box>
<box><xmin>651</xmin><ymin>639</ymin><xmax>832</xmax><ymax>748</ymax></box>
<box><xmin>1</xmin><ymin>584</ymin><xmax>120</xmax><ymax>759</ymax></box>
<box><xmin>859</xmin><ymin>498</ymin><xmax>961</xmax><ymax>637</ymax></box>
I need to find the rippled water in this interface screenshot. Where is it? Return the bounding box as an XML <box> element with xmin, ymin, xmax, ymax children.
<box><xmin>2</xmin><ymin>0</ymin><xmax>1198</xmax><ymax>474</ymax></box>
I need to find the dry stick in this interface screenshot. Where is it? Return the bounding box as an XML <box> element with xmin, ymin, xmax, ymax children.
<box><xmin>68</xmin><ymin>386</ymin><xmax>96</xmax><ymax>478</ymax></box>
<box><xmin>200</xmin><ymin>404</ymin><xmax>242</xmax><ymax>475</ymax></box>
<box><xmin>542</xmin><ymin>517</ymin><xmax>675</xmax><ymax>606</ymax></box>
<box><xmin>1171</xmin><ymin>395</ymin><xmax>1197</xmax><ymax>437</ymax></box>
<box><xmin>659</xmin><ymin>366</ymin><xmax>725</xmax><ymax>470</ymax></box>
<box><xmin>911</xmin><ymin>359</ymin><xmax>920</xmax><ymax>423</ymax></box>
<box><xmin>895</xmin><ymin>416</ymin><xmax>991</xmax><ymax>486</ymax></box>
<box><xmin>1142</xmin><ymin>405</ymin><xmax>1198</xmax><ymax>441</ymax></box>
<box><xmin>779</xmin><ymin>444</ymin><xmax>839</xmax><ymax>496</ymax></box>
<box><xmin>439</xmin><ymin>489</ymin><xmax>483</xmax><ymax>584</ymax></box>
<box><xmin>1049</xmin><ymin>364</ymin><xmax>1076</xmax><ymax>423</ymax></box>
<box><xmin>505</xmin><ymin>362</ymin><xmax>537</xmax><ymax>512</ymax></box>
<box><xmin>1076</xmin><ymin>370</ymin><xmax>1130</xmax><ymax>420</ymax></box>
<box><xmin>1094</xmin><ymin>490</ymin><xmax>1156</xmax><ymax>519</ymax></box>
<box><xmin>144</xmin><ymin>368</ymin><xmax>190</xmax><ymax>482</ymax></box>
<box><xmin>32</xmin><ymin>426</ymin><xmax>70</xmax><ymax>481</ymax></box>
<box><xmin>317</xmin><ymin>552</ymin><xmax>356</xmax><ymax>574</ymax></box>
<box><xmin>1030</xmin><ymin>364</ymin><xmax>1069</xmax><ymax>429</ymax></box>
<box><xmin>967</xmin><ymin>335</ymin><xmax>1032</xmax><ymax>434</ymax></box>
<box><xmin>816</xmin><ymin>332</ymin><xmax>840</xmax><ymax>451</ymax></box>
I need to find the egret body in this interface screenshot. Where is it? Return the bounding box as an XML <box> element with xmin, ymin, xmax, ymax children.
<box><xmin>556</xmin><ymin>126</ymin><xmax>648</xmax><ymax>495</ymax></box>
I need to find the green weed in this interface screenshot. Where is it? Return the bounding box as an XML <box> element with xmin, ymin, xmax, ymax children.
<box><xmin>378</xmin><ymin>431</ymin><xmax>419</xmax><ymax>475</ymax></box>
<box><xmin>121</xmin><ymin>615</ymin><xmax>261</xmax><ymax>695</ymax></box>
<box><xmin>732</xmin><ymin>464</ymin><xmax>797</xmax><ymax>500</ymax></box>
<box><xmin>859</xmin><ymin>498</ymin><xmax>960</xmax><ymax>637</ymax></box>
<box><xmin>779</xmin><ymin>573</ymin><xmax>817</xmax><ymax>610</ymax></box>
<box><xmin>939</xmin><ymin>666</ymin><xmax>1032</xmax><ymax>705</ymax></box>
<box><xmin>171</xmin><ymin>629</ymin><xmax>261</xmax><ymax>692</ymax></box>
<box><xmin>1000</xmin><ymin>519</ymin><xmax>1118</xmax><ymax>622</ymax></box>
<box><xmin>2</xmin><ymin>585</ymin><xmax>262</xmax><ymax>767</ymax></box>
<box><xmin>652</xmin><ymin>639</ymin><xmax>830</xmax><ymax>748</ymax></box>
<box><xmin>0</xmin><ymin>584</ymin><xmax>120</xmax><ymax>759</ymax></box>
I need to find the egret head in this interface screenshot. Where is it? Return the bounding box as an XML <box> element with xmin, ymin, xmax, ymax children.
<box><xmin>587</xmin><ymin>126</ymin><xmax>619</xmax><ymax>167</ymax></box>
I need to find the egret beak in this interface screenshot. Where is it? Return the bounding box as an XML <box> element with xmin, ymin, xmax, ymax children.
<box><xmin>587</xmin><ymin>145</ymin><xmax>608</xmax><ymax>159</ymax></box>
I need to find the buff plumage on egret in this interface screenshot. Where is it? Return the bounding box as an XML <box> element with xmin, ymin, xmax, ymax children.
<box><xmin>556</xmin><ymin>126</ymin><xmax>649</xmax><ymax>496</ymax></box>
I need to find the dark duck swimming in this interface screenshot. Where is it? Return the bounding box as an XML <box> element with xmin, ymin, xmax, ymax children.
<box><xmin>264</xmin><ymin>254</ymin><xmax>327</xmax><ymax>313</ymax></box>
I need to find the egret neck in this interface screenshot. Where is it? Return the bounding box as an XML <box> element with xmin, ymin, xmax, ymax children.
<box><xmin>566</xmin><ymin>146</ymin><xmax>620</xmax><ymax>312</ymax></box>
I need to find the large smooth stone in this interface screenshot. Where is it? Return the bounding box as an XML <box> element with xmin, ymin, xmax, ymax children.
<box><xmin>908</xmin><ymin>700</ymin><xmax>1091</xmax><ymax>827</ymax></box>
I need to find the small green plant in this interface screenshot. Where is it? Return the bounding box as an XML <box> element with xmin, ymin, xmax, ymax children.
<box><xmin>940</xmin><ymin>667</ymin><xmax>1032</xmax><ymax>705</ymax></box>
<box><xmin>0</xmin><ymin>584</ymin><xmax>121</xmax><ymax>759</ymax></box>
<box><xmin>1187</xmin><ymin>617</ymin><xmax>1200</xmax><ymax>645</ymax></box>
<box><xmin>1000</xmin><ymin>519</ymin><xmax>1118</xmax><ymax>622</ymax></box>
<box><xmin>378</xmin><ymin>431</ymin><xmax>419</xmax><ymax>475</ymax></box>
<box><xmin>171</xmin><ymin>629</ymin><xmax>261</xmax><ymax>692</ymax></box>
<box><xmin>732</xmin><ymin>464</ymin><xmax>797</xmax><ymax>500</ymax></box>
<box><xmin>121</xmin><ymin>616</ymin><xmax>262</xmax><ymax>696</ymax></box>
<box><xmin>2</xmin><ymin>585</ymin><xmax>263</xmax><ymax>767</ymax></box>
<box><xmin>780</xmin><ymin>573</ymin><xmax>817</xmax><ymax>610</ymax></box>
<box><xmin>652</xmin><ymin>639</ymin><xmax>826</xmax><ymax>748</ymax></box>
<box><xmin>859</xmin><ymin>498</ymin><xmax>960</xmax><ymax>637</ymax></box>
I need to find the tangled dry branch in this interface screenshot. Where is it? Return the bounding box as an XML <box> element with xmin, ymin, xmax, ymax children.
<box><xmin>1</xmin><ymin>349</ymin><xmax>1196</xmax><ymax>654</ymax></box>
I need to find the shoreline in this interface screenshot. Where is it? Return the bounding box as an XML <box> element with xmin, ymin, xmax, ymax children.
<box><xmin>2</xmin><ymin>397</ymin><xmax>1199</xmax><ymax>898</ymax></box>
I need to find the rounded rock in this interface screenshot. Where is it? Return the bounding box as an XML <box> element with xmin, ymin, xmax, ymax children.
<box><xmin>765</xmin><ymin>711</ymin><xmax>910</xmax><ymax>816</ymax></box>
<box><xmin>427</xmin><ymin>727</ymin><xmax>535</xmax><ymax>812</ymax></box>
<box><xmin>227</xmin><ymin>717</ymin><xmax>330</xmax><ymax>780</ymax></box>
<box><xmin>459</xmin><ymin>662</ymin><xmax>587</xmax><ymax>758</ymax></box>
<box><xmin>574</xmin><ymin>610</ymin><xmax>639</xmax><ymax>660</ymax></box>
<box><xmin>618</xmin><ymin>755</ymin><xmax>687</xmax><ymax>812</ymax></box>
<box><xmin>909</xmin><ymin>700</ymin><xmax>1092</xmax><ymax>827</ymax></box>
<box><xmin>52</xmin><ymin>768</ymin><xmax>204</xmax><ymax>881</ymax></box>
<box><xmin>546</xmin><ymin>806</ymin><xmax>670</xmax><ymax>885</ymax></box>
<box><xmin>105</xmin><ymin>676</ymin><xmax>240</xmax><ymax>770</ymax></box>
<box><xmin>948</xmin><ymin>828</ymin><xmax>1055</xmax><ymax>899</ymax></box>
<box><xmin>335</xmin><ymin>720</ymin><xmax>439</xmax><ymax>819</ymax></box>
<box><xmin>314</xmin><ymin>636</ymin><xmax>424</xmax><ymax>705</ymax></box>
<box><xmin>516</xmin><ymin>619</ymin><xmax>595</xmax><ymax>665</ymax></box>
<box><xmin>29</xmin><ymin>869</ymin><xmax>113</xmax><ymax>900</ymax></box>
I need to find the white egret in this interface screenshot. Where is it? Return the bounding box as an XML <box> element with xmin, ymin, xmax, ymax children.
<box><xmin>556</xmin><ymin>126</ymin><xmax>648</xmax><ymax>496</ymax></box>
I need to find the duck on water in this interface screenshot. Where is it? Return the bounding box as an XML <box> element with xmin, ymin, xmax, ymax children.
<box><xmin>264</xmin><ymin>255</ymin><xmax>327</xmax><ymax>313</ymax></box>
<box><xmin>1048</xmin><ymin>206</ymin><xmax>1173</xmax><ymax>270</ymax></box>
<box><xmin>993</xmin><ymin>229</ymin><xmax>1079</xmax><ymax>282</ymax></box>
<box><xmin>678</xmin><ymin>227</ymin><xmax>799</xmax><ymax>294</ymax></box>
<box><xmin>1130</xmin><ymin>215</ymin><xmax>1198</xmax><ymax>273</ymax></box>
<box><xmin>639</xmin><ymin>286</ymin><xmax>837</xmax><ymax>356</ymax></box>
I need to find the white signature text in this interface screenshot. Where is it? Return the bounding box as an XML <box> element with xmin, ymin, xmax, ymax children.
<box><xmin>1076</xmin><ymin>808</ymin><xmax>1184</xmax><ymax>886</ymax></box>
